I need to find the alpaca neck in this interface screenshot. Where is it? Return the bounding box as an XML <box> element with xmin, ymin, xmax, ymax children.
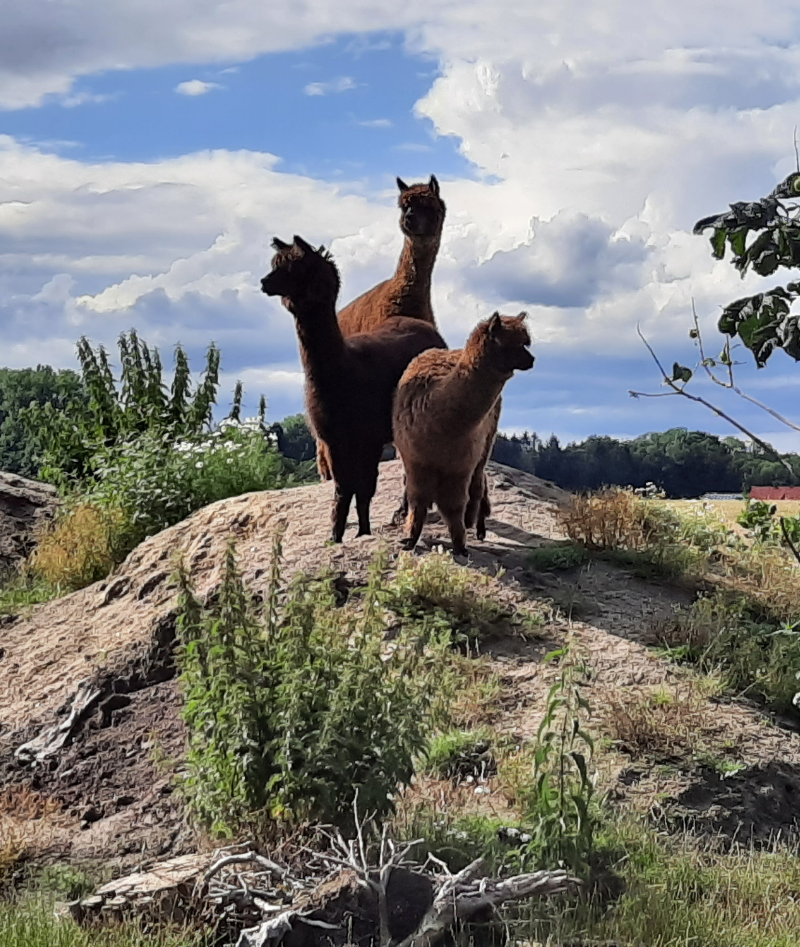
<box><xmin>392</xmin><ymin>235</ymin><xmax>440</xmax><ymax>315</ymax></box>
<box><xmin>291</xmin><ymin>296</ymin><xmax>348</xmax><ymax>391</ymax></box>
<box><xmin>440</xmin><ymin>360</ymin><xmax>507</xmax><ymax>431</ymax></box>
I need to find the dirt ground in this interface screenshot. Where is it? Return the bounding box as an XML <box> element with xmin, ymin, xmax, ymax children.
<box><xmin>2</xmin><ymin>460</ymin><xmax>800</xmax><ymax>875</ymax></box>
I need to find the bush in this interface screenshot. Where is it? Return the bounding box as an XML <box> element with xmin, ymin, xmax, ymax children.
<box><xmin>30</xmin><ymin>503</ymin><xmax>129</xmax><ymax>592</ymax></box>
<box><xmin>422</xmin><ymin>728</ymin><xmax>496</xmax><ymax>782</ymax></box>
<box><xmin>176</xmin><ymin>538</ymin><xmax>451</xmax><ymax>834</ymax></box>
<box><xmin>657</xmin><ymin>591</ymin><xmax>800</xmax><ymax>715</ymax></box>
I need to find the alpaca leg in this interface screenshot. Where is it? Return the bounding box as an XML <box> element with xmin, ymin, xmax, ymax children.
<box><xmin>438</xmin><ymin>498</ymin><xmax>469</xmax><ymax>558</ymax></box>
<box><xmin>317</xmin><ymin>440</ymin><xmax>333</xmax><ymax>481</ymax></box>
<box><xmin>331</xmin><ymin>484</ymin><xmax>354</xmax><ymax>543</ymax></box>
<box><xmin>391</xmin><ymin>476</ymin><xmax>409</xmax><ymax>527</ymax></box>
<box><xmin>355</xmin><ymin>493</ymin><xmax>373</xmax><ymax>536</ymax></box>
<box><xmin>476</xmin><ymin>479</ymin><xmax>491</xmax><ymax>541</ymax></box>
<box><xmin>464</xmin><ymin>465</ymin><xmax>486</xmax><ymax>530</ymax></box>
<box><xmin>400</xmin><ymin>480</ymin><xmax>430</xmax><ymax>551</ymax></box>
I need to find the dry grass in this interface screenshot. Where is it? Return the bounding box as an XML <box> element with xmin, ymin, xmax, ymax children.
<box><xmin>30</xmin><ymin>502</ymin><xmax>128</xmax><ymax>592</ymax></box>
<box><xmin>0</xmin><ymin>788</ymin><xmax>68</xmax><ymax>877</ymax></box>
<box><xmin>601</xmin><ymin>684</ymin><xmax>725</xmax><ymax>761</ymax></box>
<box><xmin>669</xmin><ymin>498</ymin><xmax>800</xmax><ymax>531</ymax></box>
<box><xmin>558</xmin><ymin>488</ymin><xmax>670</xmax><ymax>551</ymax></box>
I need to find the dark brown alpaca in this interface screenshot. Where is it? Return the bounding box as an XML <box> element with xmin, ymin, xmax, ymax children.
<box><xmin>261</xmin><ymin>236</ymin><xmax>447</xmax><ymax>542</ymax></box>
<box><xmin>392</xmin><ymin>313</ymin><xmax>534</xmax><ymax>557</ymax></box>
<box><xmin>337</xmin><ymin>175</ymin><xmax>446</xmax><ymax>337</ymax></box>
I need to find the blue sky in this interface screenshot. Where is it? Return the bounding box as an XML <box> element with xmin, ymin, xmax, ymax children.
<box><xmin>2</xmin><ymin>1</ymin><xmax>800</xmax><ymax>451</ymax></box>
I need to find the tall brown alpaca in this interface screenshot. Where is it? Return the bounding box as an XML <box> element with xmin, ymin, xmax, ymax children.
<box><xmin>392</xmin><ymin>313</ymin><xmax>534</xmax><ymax>557</ymax></box>
<box><xmin>337</xmin><ymin>175</ymin><xmax>446</xmax><ymax>337</ymax></box>
<box><xmin>261</xmin><ymin>236</ymin><xmax>447</xmax><ymax>542</ymax></box>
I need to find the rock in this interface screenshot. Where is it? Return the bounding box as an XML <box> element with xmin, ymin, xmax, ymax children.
<box><xmin>0</xmin><ymin>470</ymin><xmax>57</xmax><ymax>570</ymax></box>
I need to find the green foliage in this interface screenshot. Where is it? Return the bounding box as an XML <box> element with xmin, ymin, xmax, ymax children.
<box><xmin>176</xmin><ymin>538</ymin><xmax>450</xmax><ymax>834</ymax></box>
<box><xmin>83</xmin><ymin>422</ymin><xmax>304</xmax><ymax>552</ymax></box>
<box><xmin>383</xmin><ymin>549</ymin><xmax>542</xmax><ymax>646</ymax></box>
<box><xmin>693</xmin><ymin>172</ymin><xmax>800</xmax><ymax>366</ymax></box>
<box><xmin>517</xmin><ymin>647</ymin><xmax>596</xmax><ymax>876</ymax></box>
<box><xmin>737</xmin><ymin>497</ymin><xmax>800</xmax><ymax>553</ymax></box>
<box><xmin>494</xmin><ymin>426</ymin><xmax>800</xmax><ymax>497</ymax></box>
<box><xmin>659</xmin><ymin>591</ymin><xmax>800</xmax><ymax>716</ymax></box>
<box><xmin>527</xmin><ymin>542</ymin><xmax>589</xmax><ymax>572</ymax></box>
<box><xmin>422</xmin><ymin>728</ymin><xmax>495</xmax><ymax>781</ymax></box>
<box><xmin>0</xmin><ymin>366</ymin><xmax>85</xmax><ymax>477</ymax></box>
<box><xmin>0</xmin><ymin>897</ymin><xmax>209</xmax><ymax>947</ymax></box>
<box><xmin>522</xmin><ymin>818</ymin><xmax>800</xmax><ymax>947</ymax></box>
<box><xmin>20</xmin><ymin>330</ymin><xmax>221</xmax><ymax>485</ymax></box>
<box><xmin>0</xmin><ymin>570</ymin><xmax>60</xmax><ymax>616</ymax></box>
<box><xmin>269</xmin><ymin>413</ymin><xmax>317</xmax><ymax>462</ymax></box>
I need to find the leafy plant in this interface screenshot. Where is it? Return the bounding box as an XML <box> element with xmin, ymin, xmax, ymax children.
<box><xmin>176</xmin><ymin>538</ymin><xmax>451</xmax><ymax>834</ymax></box>
<box><xmin>518</xmin><ymin>646</ymin><xmax>596</xmax><ymax>876</ymax></box>
<box><xmin>527</xmin><ymin>542</ymin><xmax>589</xmax><ymax>571</ymax></box>
<box><xmin>422</xmin><ymin>728</ymin><xmax>496</xmax><ymax>782</ymax></box>
<box><xmin>693</xmin><ymin>172</ymin><xmax>800</xmax><ymax>366</ymax></box>
<box><xmin>737</xmin><ymin>498</ymin><xmax>780</xmax><ymax>543</ymax></box>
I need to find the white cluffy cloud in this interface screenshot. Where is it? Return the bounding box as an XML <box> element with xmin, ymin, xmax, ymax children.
<box><xmin>175</xmin><ymin>79</ymin><xmax>221</xmax><ymax>96</ymax></box>
<box><xmin>304</xmin><ymin>77</ymin><xmax>357</xmax><ymax>96</ymax></box>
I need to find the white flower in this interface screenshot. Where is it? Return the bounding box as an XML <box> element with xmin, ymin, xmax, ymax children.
<box><xmin>195</xmin><ymin>461</ymin><xmax>204</xmax><ymax>469</ymax></box>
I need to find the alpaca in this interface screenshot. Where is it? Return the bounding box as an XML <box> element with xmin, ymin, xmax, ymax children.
<box><xmin>337</xmin><ymin>175</ymin><xmax>446</xmax><ymax>337</ymax></box>
<box><xmin>392</xmin><ymin>312</ymin><xmax>534</xmax><ymax>556</ymax></box>
<box><xmin>261</xmin><ymin>236</ymin><xmax>447</xmax><ymax>542</ymax></box>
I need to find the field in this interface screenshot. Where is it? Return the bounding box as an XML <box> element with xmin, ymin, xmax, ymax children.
<box><xmin>667</xmin><ymin>497</ymin><xmax>800</xmax><ymax>530</ymax></box>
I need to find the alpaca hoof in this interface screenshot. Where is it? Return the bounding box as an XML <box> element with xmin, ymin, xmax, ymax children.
<box><xmin>452</xmin><ymin>545</ymin><xmax>468</xmax><ymax>558</ymax></box>
<box><xmin>356</xmin><ymin>528</ymin><xmax>372</xmax><ymax>538</ymax></box>
<box><xmin>399</xmin><ymin>537</ymin><xmax>418</xmax><ymax>551</ymax></box>
<box><xmin>476</xmin><ymin>527</ymin><xmax>486</xmax><ymax>541</ymax></box>
<box><xmin>330</xmin><ymin>531</ymin><xmax>344</xmax><ymax>544</ymax></box>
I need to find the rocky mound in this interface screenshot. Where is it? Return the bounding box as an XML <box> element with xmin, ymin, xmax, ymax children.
<box><xmin>0</xmin><ymin>460</ymin><xmax>565</xmax><ymax>868</ymax></box>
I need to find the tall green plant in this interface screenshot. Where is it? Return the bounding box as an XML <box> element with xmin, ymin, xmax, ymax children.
<box><xmin>21</xmin><ymin>331</ymin><xmax>222</xmax><ymax>483</ymax></box>
<box><xmin>521</xmin><ymin>646</ymin><xmax>596</xmax><ymax>876</ymax></box>
<box><xmin>176</xmin><ymin>539</ymin><xmax>447</xmax><ymax>835</ymax></box>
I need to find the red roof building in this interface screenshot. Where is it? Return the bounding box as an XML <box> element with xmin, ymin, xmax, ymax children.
<box><xmin>749</xmin><ymin>487</ymin><xmax>800</xmax><ymax>500</ymax></box>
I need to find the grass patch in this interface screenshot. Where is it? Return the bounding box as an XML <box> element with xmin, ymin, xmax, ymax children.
<box><xmin>0</xmin><ymin>569</ymin><xmax>60</xmax><ymax>616</ymax></box>
<box><xmin>527</xmin><ymin>542</ymin><xmax>589</xmax><ymax>572</ymax></box>
<box><xmin>520</xmin><ymin>818</ymin><xmax>800</xmax><ymax>947</ymax></box>
<box><xmin>601</xmin><ymin>683</ymin><xmax>725</xmax><ymax>762</ymax></box>
<box><xmin>385</xmin><ymin>549</ymin><xmax>545</xmax><ymax>645</ymax></box>
<box><xmin>422</xmin><ymin>728</ymin><xmax>496</xmax><ymax>782</ymax></box>
<box><xmin>0</xmin><ymin>897</ymin><xmax>209</xmax><ymax>947</ymax></box>
<box><xmin>655</xmin><ymin>590</ymin><xmax>800</xmax><ymax>716</ymax></box>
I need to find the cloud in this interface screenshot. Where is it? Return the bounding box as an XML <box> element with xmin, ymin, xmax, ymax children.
<box><xmin>59</xmin><ymin>91</ymin><xmax>117</xmax><ymax>108</ymax></box>
<box><xmin>358</xmin><ymin>118</ymin><xmax>392</xmax><ymax>128</ymax></box>
<box><xmin>175</xmin><ymin>79</ymin><xmax>221</xmax><ymax>96</ymax></box>
<box><xmin>304</xmin><ymin>77</ymin><xmax>357</xmax><ymax>96</ymax></box>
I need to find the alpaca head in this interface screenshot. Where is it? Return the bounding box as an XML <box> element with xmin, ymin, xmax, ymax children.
<box><xmin>396</xmin><ymin>175</ymin><xmax>446</xmax><ymax>241</ymax></box>
<box><xmin>479</xmin><ymin>312</ymin><xmax>535</xmax><ymax>378</ymax></box>
<box><xmin>260</xmin><ymin>235</ymin><xmax>341</xmax><ymax>313</ymax></box>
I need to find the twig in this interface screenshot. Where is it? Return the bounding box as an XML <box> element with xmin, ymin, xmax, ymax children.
<box><xmin>780</xmin><ymin>517</ymin><xmax>800</xmax><ymax>566</ymax></box>
<box><xmin>630</xmin><ymin>324</ymin><xmax>795</xmax><ymax>477</ymax></box>
<box><xmin>203</xmin><ymin>851</ymin><xmax>291</xmax><ymax>885</ymax></box>
<box><xmin>691</xmin><ymin>301</ymin><xmax>800</xmax><ymax>433</ymax></box>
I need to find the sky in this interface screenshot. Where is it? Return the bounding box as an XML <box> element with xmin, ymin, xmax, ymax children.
<box><xmin>2</xmin><ymin>1</ymin><xmax>800</xmax><ymax>450</ymax></box>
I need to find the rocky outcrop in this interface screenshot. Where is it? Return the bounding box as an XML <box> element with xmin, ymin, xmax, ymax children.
<box><xmin>0</xmin><ymin>470</ymin><xmax>57</xmax><ymax>570</ymax></box>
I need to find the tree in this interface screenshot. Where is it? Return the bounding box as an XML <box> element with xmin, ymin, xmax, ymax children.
<box><xmin>631</xmin><ymin>166</ymin><xmax>800</xmax><ymax>477</ymax></box>
<box><xmin>0</xmin><ymin>366</ymin><xmax>86</xmax><ymax>477</ymax></box>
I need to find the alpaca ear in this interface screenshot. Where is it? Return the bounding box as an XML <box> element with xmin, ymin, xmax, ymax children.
<box><xmin>397</xmin><ymin>177</ymin><xmax>410</xmax><ymax>192</ymax></box>
<box><xmin>293</xmin><ymin>235</ymin><xmax>316</xmax><ymax>255</ymax></box>
<box><xmin>488</xmin><ymin>312</ymin><xmax>503</xmax><ymax>338</ymax></box>
<box><xmin>429</xmin><ymin>174</ymin><xmax>440</xmax><ymax>196</ymax></box>
<box><xmin>271</xmin><ymin>237</ymin><xmax>290</xmax><ymax>250</ymax></box>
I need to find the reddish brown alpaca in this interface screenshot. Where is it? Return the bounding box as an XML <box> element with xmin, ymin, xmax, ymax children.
<box><xmin>260</xmin><ymin>236</ymin><xmax>447</xmax><ymax>542</ymax></box>
<box><xmin>392</xmin><ymin>313</ymin><xmax>534</xmax><ymax>556</ymax></box>
<box><xmin>338</xmin><ymin>175</ymin><xmax>446</xmax><ymax>337</ymax></box>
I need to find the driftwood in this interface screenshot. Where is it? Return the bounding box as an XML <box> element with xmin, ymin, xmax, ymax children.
<box><xmin>15</xmin><ymin>680</ymin><xmax>101</xmax><ymax>764</ymax></box>
<box><xmin>73</xmin><ymin>811</ymin><xmax>578</xmax><ymax>947</ymax></box>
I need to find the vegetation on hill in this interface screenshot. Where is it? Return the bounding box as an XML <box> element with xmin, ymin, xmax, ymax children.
<box><xmin>493</xmin><ymin>426</ymin><xmax>800</xmax><ymax>495</ymax></box>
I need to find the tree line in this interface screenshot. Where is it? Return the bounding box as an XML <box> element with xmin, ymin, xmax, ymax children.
<box><xmin>492</xmin><ymin>428</ymin><xmax>800</xmax><ymax>497</ymax></box>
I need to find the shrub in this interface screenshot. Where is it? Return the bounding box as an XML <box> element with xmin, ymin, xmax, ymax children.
<box><xmin>422</xmin><ymin>728</ymin><xmax>496</xmax><ymax>782</ymax></box>
<box><xmin>656</xmin><ymin>591</ymin><xmax>800</xmax><ymax>715</ymax></box>
<box><xmin>527</xmin><ymin>542</ymin><xmax>589</xmax><ymax>571</ymax></box>
<box><xmin>176</xmin><ymin>538</ymin><xmax>451</xmax><ymax>834</ymax></box>
<box><xmin>30</xmin><ymin>503</ymin><xmax>129</xmax><ymax>592</ymax></box>
<box><xmin>384</xmin><ymin>549</ymin><xmax>542</xmax><ymax>646</ymax></box>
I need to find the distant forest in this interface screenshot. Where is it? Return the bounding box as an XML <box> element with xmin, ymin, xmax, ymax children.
<box><xmin>492</xmin><ymin>429</ymin><xmax>800</xmax><ymax>497</ymax></box>
<box><xmin>0</xmin><ymin>366</ymin><xmax>796</xmax><ymax>498</ymax></box>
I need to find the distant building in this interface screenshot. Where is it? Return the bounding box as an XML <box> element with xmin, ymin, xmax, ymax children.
<box><xmin>749</xmin><ymin>487</ymin><xmax>800</xmax><ymax>500</ymax></box>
